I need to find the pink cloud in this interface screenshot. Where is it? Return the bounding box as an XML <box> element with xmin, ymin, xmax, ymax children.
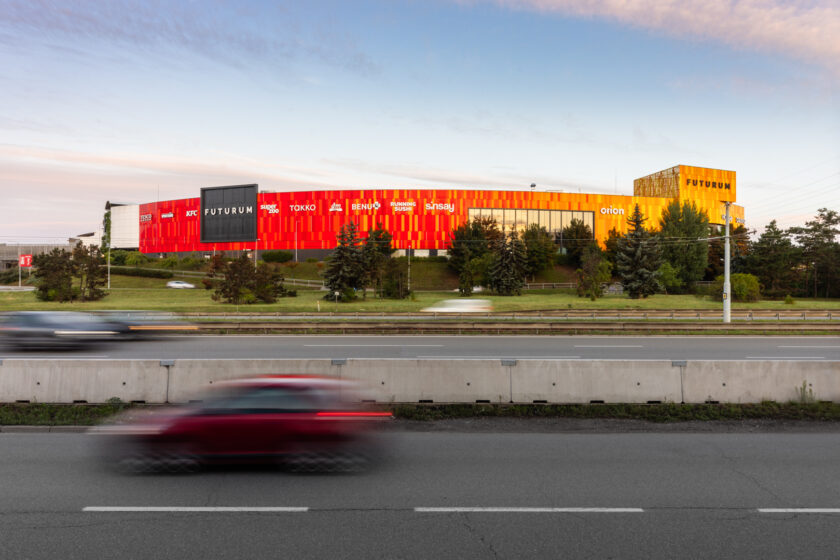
<box><xmin>489</xmin><ymin>0</ymin><xmax>840</xmax><ymax>73</ymax></box>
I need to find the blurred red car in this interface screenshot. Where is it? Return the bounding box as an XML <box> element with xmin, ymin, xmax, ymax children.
<box><xmin>91</xmin><ymin>376</ymin><xmax>392</xmax><ymax>473</ymax></box>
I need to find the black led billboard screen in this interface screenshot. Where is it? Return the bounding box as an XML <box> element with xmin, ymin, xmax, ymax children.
<box><xmin>200</xmin><ymin>184</ymin><xmax>258</xmax><ymax>243</ymax></box>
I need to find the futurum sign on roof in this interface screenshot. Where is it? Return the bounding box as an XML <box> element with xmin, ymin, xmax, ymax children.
<box><xmin>200</xmin><ymin>184</ymin><xmax>258</xmax><ymax>243</ymax></box>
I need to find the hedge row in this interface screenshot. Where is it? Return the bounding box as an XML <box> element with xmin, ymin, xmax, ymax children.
<box><xmin>109</xmin><ymin>266</ymin><xmax>174</xmax><ymax>279</ymax></box>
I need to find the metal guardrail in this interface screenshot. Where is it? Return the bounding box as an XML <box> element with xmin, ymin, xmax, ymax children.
<box><xmin>196</xmin><ymin>320</ymin><xmax>840</xmax><ymax>334</ymax></box>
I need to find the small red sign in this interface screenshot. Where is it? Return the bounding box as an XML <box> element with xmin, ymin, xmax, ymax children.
<box><xmin>19</xmin><ymin>254</ymin><xmax>32</xmax><ymax>268</ymax></box>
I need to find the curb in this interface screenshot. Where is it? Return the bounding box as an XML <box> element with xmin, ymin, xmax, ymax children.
<box><xmin>0</xmin><ymin>426</ymin><xmax>89</xmax><ymax>433</ymax></box>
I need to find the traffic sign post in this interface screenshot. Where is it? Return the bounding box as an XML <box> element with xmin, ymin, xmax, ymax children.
<box><xmin>18</xmin><ymin>253</ymin><xmax>32</xmax><ymax>287</ymax></box>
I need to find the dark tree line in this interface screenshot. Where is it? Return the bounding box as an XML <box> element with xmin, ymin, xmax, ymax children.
<box><xmin>32</xmin><ymin>242</ymin><xmax>107</xmax><ymax>302</ymax></box>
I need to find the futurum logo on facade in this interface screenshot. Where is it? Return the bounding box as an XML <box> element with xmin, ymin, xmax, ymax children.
<box><xmin>204</xmin><ymin>205</ymin><xmax>254</xmax><ymax>216</ymax></box>
<box><xmin>687</xmin><ymin>178</ymin><xmax>731</xmax><ymax>190</ymax></box>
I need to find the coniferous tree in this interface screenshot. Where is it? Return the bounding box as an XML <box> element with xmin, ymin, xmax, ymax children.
<box><xmin>487</xmin><ymin>229</ymin><xmax>525</xmax><ymax>296</ymax></box>
<box><xmin>361</xmin><ymin>224</ymin><xmax>394</xmax><ymax>298</ymax></box>
<box><xmin>788</xmin><ymin>208</ymin><xmax>840</xmax><ymax>298</ymax></box>
<box><xmin>617</xmin><ymin>204</ymin><xmax>661</xmax><ymax>299</ymax></box>
<box><xmin>743</xmin><ymin>220</ymin><xmax>801</xmax><ymax>298</ymax></box>
<box><xmin>33</xmin><ymin>248</ymin><xmax>76</xmax><ymax>302</ymax></box>
<box><xmin>72</xmin><ymin>242</ymin><xmax>107</xmax><ymax>301</ymax></box>
<box><xmin>323</xmin><ymin>223</ymin><xmax>364</xmax><ymax>301</ymax></box>
<box><xmin>658</xmin><ymin>200</ymin><xmax>709</xmax><ymax>291</ymax></box>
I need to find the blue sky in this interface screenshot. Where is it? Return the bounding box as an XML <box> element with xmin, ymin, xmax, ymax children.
<box><xmin>1</xmin><ymin>0</ymin><xmax>838</xmax><ymax>242</ymax></box>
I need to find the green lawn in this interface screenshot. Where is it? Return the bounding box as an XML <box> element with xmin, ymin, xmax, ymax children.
<box><xmin>2</xmin><ymin>273</ymin><xmax>839</xmax><ymax>313</ymax></box>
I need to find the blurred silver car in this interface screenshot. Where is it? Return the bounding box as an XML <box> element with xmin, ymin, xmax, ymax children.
<box><xmin>0</xmin><ymin>311</ymin><xmax>126</xmax><ymax>350</ymax></box>
<box><xmin>421</xmin><ymin>299</ymin><xmax>492</xmax><ymax>313</ymax></box>
<box><xmin>166</xmin><ymin>281</ymin><xmax>195</xmax><ymax>289</ymax></box>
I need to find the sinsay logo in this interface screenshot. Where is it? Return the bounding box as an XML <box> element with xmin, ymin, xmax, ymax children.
<box><xmin>425</xmin><ymin>202</ymin><xmax>454</xmax><ymax>213</ymax></box>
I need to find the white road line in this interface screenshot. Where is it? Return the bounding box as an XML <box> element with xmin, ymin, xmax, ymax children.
<box><xmin>777</xmin><ymin>346</ymin><xmax>840</xmax><ymax>349</ymax></box>
<box><xmin>416</xmin><ymin>355</ymin><xmax>581</xmax><ymax>359</ymax></box>
<box><xmin>574</xmin><ymin>345</ymin><xmax>644</xmax><ymax>348</ymax></box>
<box><xmin>83</xmin><ymin>506</ymin><xmax>308</xmax><ymax>512</ymax></box>
<box><xmin>304</xmin><ymin>344</ymin><xmax>444</xmax><ymax>347</ymax></box>
<box><xmin>415</xmin><ymin>507</ymin><xmax>643</xmax><ymax>513</ymax></box>
<box><xmin>758</xmin><ymin>509</ymin><xmax>840</xmax><ymax>513</ymax></box>
<box><xmin>745</xmin><ymin>357</ymin><xmax>825</xmax><ymax>360</ymax></box>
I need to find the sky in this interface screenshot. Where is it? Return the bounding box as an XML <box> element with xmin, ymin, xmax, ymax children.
<box><xmin>1</xmin><ymin>0</ymin><xmax>838</xmax><ymax>243</ymax></box>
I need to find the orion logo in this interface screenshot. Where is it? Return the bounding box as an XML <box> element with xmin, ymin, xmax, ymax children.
<box><xmin>599</xmin><ymin>206</ymin><xmax>624</xmax><ymax>215</ymax></box>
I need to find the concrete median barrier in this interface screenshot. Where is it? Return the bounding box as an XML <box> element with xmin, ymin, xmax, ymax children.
<box><xmin>1</xmin><ymin>359</ymin><xmax>838</xmax><ymax>405</ymax></box>
<box><xmin>0</xmin><ymin>360</ymin><xmax>167</xmax><ymax>404</ymax></box>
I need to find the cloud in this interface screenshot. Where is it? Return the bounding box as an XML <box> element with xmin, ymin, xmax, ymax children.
<box><xmin>488</xmin><ymin>0</ymin><xmax>840</xmax><ymax>74</ymax></box>
<box><xmin>0</xmin><ymin>0</ymin><xmax>378</xmax><ymax>76</ymax></box>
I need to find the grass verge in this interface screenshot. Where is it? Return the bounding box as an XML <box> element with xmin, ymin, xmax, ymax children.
<box><xmin>4</xmin><ymin>402</ymin><xmax>840</xmax><ymax>426</ymax></box>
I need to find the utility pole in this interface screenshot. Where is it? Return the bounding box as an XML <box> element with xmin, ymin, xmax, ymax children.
<box><xmin>723</xmin><ymin>202</ymin><xmax>731</xmax><ymax>323</ymax></box>
<box><xmin>107</xmin><ymin>246</ymin><xmax>111</xmax><ymax>290</ymax></box>
<box><xmin>17</xmin><ymin>244</ymin><xmax>21</xmax><ymax>288</ymax></box>
<box><xmin>407</xmin><ymin>242</ymin><xmax>411</xmax><ymax>293</ymax></box>
<box><xmin>254</xmin><ymin>238</ymin><xmax>259</xmax><ymax>272</ymax></box>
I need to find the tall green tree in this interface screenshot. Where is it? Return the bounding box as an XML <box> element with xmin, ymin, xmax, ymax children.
<box><xmin>576</xmin><ymin>243</ymin><xmax>612</xmax><ymax>301</ymax></box>
<box><xmin>361</xmin><ymin>225</ymin><xmax>394</xmax><ymax>298</ymax></box>
<box><xmin>705</xmin><ymin>224</ymin><xmax>750</xmax><ymax>280</ymax></box>
<box><xmin>617</xmin><ymin>204</ymin><xmax>661</xmax><ymax>299</ymax></box>
<box><xmin>72</xmin><ymin>242</ymin><xmax>107</xmax><ymax>301</ymax></box>
<box><xmin>487</xmin><ymin>229</ymin><xmax>526</xmax><ymax>296</ymax></box>
<box><xmin>788</xmin><ymin>208</ymin><xmax>840</xmax><ymax>298</ymax></box>
<box><xmin>558</xmin><ymin>218</ymin><xmax>593</xmax><ymax>267</ymax></box>
<box><xmin>602</xmin><ymin>227</ymin><xmax>622</xmax><ymax>270</ymax></box>
<box><xmin>448</xmin><ymin>216</ymin><xmax>501</xmax><ymax>274</ymax></box>
<box><xmin>33</xmin><ymin>248</ymin><xmax>76</xmax><ymax>302</ymax></box>
<box><xmin>743</xmin><ymin>221</ymin><xmax>801</xmax><ymax>298</ymax></box>
<box><xmin>323</xmin><ymin>222</ymin><xmax>365</xmax><ymax>301</ymax></box>
<box><xmin>522</xmin><ymin>223</ymin><xmax>556</xmax><ymax>280</ymax></box>
<box><xmin>658</xmin><ymin>200</ymin><xmax>710</xmax><ymax>291</ymax></box>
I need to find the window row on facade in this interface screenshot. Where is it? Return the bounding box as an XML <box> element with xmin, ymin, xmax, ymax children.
<box><xmin>467</xmin><ymin>208</ymin><xmax>595</xmax><ymax>235</ymax></box>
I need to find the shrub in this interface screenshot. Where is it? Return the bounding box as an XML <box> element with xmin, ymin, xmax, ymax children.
<box><xmin>262</xmin><ymin>250</ymin><xmax>293</xmax><ymax>263</ymax></box>
<box><xmin>124</xmin><ymin>252</ymin><xmax>150</xmax><ymax>266</ymax></box>
<box><xmin>110</xmin><ymin>250</ymin><xmax>129</xmax><ymax>266</ymax></box>
<box><xmin>784</xmin><ymin>294</ymin><xmax>795</xmax><ymax>305</ymax></box>
<box><xmin>712</xmin><ymin>273</ymin><xmax>761</xmax><ymax>302</ymax></box>
<box><xmin>305</xmin><ymin>257</ymin><xmax>318</xmax><ymax>263</ymax></box>
<box><xmin>160</xmin><ymin>256</ymin><xmax>178</xmax><ymax>269</ymax></box>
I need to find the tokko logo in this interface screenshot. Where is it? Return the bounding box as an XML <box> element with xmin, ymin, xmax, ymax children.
<box><xmin>351</xmin><ymin>201</ymin><xmax>381</xmax><ymax>211</ymax></box>
<box><xmin>599</xmin><ymin>206</ymin><xmax>625</xmax><ymax>216</ymax></box>
<box><xmin>425</xmin><ymin>202</ymin><xmax>454</xmax><ymax>213</ymax></box>
<box><xmin>289</xmin><ymin>204</ymin><xmax>316</xmax><ymax>212</ymax></box>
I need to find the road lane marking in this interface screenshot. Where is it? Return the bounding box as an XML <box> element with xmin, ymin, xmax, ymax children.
<box><xmin>83</xmin><ymin>507</ymin><xmax>308</xmax><ymax>512</ymax></box>
<box><xmin>777</xmin><ymin>346</ymin><xmax>840</xmax><ymax>349</ymax></box>
<box><xmin>416</xmin><ymin>355</ymin><xmax>580</xmax><ymax>359</ymax></box>
<box><xmin>745</xmin><ymin>357</ymin><xmax>825</xmax><ymax>360</ymax></box>
<box><xmin>574</xmin><ymin>345</ymin><xmax>644</xmax><ymax>348</ymax></box>
<box><xmin>415</xmin><ymin>507</ymin><xmax>643</xmax><ymax>513</ymax></box>
<box><xmin>759</xmin><ymin>509</ymin><xmax>840</xmax><ymax>513</ymax></box>
<box><xmin>304</xmin><ymin>344</ymin><xmax>444</xmax><ymax>347</ymax></box>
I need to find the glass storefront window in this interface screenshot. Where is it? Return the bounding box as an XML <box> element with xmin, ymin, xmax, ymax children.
<box><xmin>490</xmin><ymin>208</ymin><xmax>504</xmax><ymax>228</ymax></box>
<box><xmin>539</xmin><ymin>210</ymin><xmax>551</xmax><ymax>232</ymax></box>
<box><xmin>503</xmin><ymin>209</ymin><xmax>515</xmax><ymax>231</ymax></box>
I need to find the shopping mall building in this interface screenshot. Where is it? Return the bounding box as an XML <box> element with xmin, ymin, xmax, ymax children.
<box><xmin>108</xmin><ymin>165</ymin><xmax>743</xmax><ymax>257</ymax></box>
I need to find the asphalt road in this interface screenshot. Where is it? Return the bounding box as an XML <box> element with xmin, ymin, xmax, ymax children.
<box><xmin>2</xmin><ymin>334</ymin><xmax>840</xmax><ymax>361</ymax></box>
<box><xmin>4</xmin><ymin>429</ymin><xmax>840</xmax><ymax>559</ymax></box>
